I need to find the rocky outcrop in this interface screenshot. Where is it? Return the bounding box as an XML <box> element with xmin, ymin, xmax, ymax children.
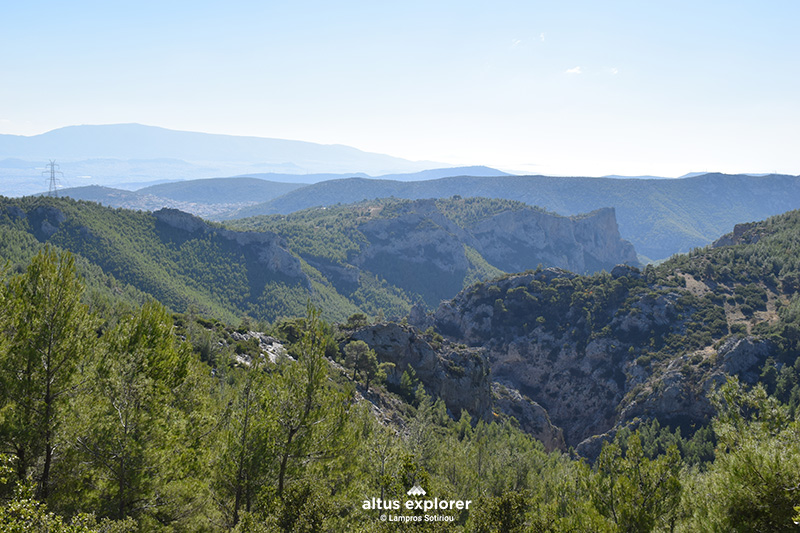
<box><xmin>486</xmin><ymin>336</ymin><xmax>627</xmax><ymax>446</ymax></box>
<box><xmin>353</xmin><ymin>202</ymin><xmax>473</xmax><ymax>306</ymax></box>
<box><xmin>616</xmin><ymin>355</ymin><xmax>718</xmax><ymax>434</ymax></box>
<box><xmin>712</xmin><ymin>221</ymin><xmax>768</xmax><ymax>248</ymax></box>
<box><xmin>492</xmin><ymin>382</ymin><xmax>565</xmax><ymax>451</ymax></box>
<box><xmin>10</xmin><ymin>205</ymin><xmax>69</xmax><ymax>239</ymax></box>
<box><xmin>349</xmin><ymin>323</ymin><xmax>493</xmax><ymax>420</ymax></box>
<box><xmin>356</xmin><ymin>202</ymin><xmax>638</xmax><ymax>280</ymax></box>
<box><xmin>426</xmin><ymin>262</ymin><xmax>783</xmax><ymax>452</ymax></box>
<box><xmin>615</xmin><ymin>336</ymin><xmax>774</xmax><ymax>444</ymax></box>
<box><xmin>357</xmin><ymin>212</ymin><xmax>471</xmax><ymax>274</ymax></box>
<box><xmin>340</xmin><ymin>199</ymin><xmax>638</xmax><ymax>307</ymax></box>
<box><xmin>228</xmin><ymin>331</ymin><xmax>288</xmax><ymax>365</ymax></box>
<box><xmin>717</xmin><ymin>336</ymin><xmax>774</xmax><ymax>384</ymax></box>
<box><xmin>433</xmin><ymin>268</ymin><xmax>578</xmax><ymax>344</ymax></box>
<box><xmin>344</xmin><ymin>322</ymin><xmax>565</xmax><ymax>449</ymax></box>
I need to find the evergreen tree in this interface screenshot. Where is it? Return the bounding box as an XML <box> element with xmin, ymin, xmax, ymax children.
<box><xmin>74</xmin><ymin>301</ymin><xmax>190</xmax><ymax>523</ymax></box>
<box><xmin>593</xmin><ymin>432</ymin><xmax>682</xmax><ymax>532</ymax></box>
<box><xmin>267</xmin><ymin>306</ymin><xmax>353</xmax><ymax>499</ymax></box>
<box><xmin>0</xmin><ymin>248</ymin><xmax>98</xmax><ymax>501</ymax></box>
<box><xmin>213</xmin><ymin>356</ymin><xmax>271</xmax><ymax>527</ymax></box>
<box><xmin>687</xmin><ymin>378</ymin><xmax>800</xmax><ymax>532</ymax></box>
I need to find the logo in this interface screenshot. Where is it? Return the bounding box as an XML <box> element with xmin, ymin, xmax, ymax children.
<box><xmin>406</xmin><ymin>484</ymin><xmax>427</xmax><ymax>497</ymax></box>
<box><xmin>363</xmin><ymin>483</ymin><xmax>470</xmax><ymax>524</ymax></box>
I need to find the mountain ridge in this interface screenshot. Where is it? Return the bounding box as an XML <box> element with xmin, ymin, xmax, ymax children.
<box><xmin>0</xmin><ymin>195</ymin><xmax>636</xmax><ymax>322</ymax></box>
<box><xmin>219</xmin><ymin>172</ymin><xmax>800</xmax><ymax>261</ymax></box>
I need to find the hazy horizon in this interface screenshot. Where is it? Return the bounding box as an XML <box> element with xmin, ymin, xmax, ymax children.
<box><xmin>3</xmin><ymin>1</ymin><xmax>799</xmax><ymax>178</ymax></box>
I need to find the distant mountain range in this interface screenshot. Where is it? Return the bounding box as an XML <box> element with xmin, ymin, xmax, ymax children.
<box><xmin>4</xmin><ymin>123</ymin><xmax>800</xmax><ymax>263</ymax></box>
<box><xmin>0</xmin><ymin>123</ymin><xmax>454</xmax><ymax>195</ymax></box>
<box><xmin>46</xmin><ymin>166</ymin><xmax>511</xmax><ymax>218</ymax></box>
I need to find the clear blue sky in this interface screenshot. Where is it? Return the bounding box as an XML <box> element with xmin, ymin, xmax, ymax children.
<box><xmin>2</xmin><ymin>0</ymin><xmax>798</xmax><ymax>177</ymax></box>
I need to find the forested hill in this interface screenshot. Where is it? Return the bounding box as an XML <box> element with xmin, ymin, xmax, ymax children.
<box><xmin>0</xmin><ymin>195</ymin><xmax>636</xmax><ymax>322</ymax></box>
<box><xmin>226</xmin><ymin>196</ymin><xmax>637</xmax><ymax>309</ymax></box>
<box><xmin>0</xmin><ymin>196</ymin><xmax>350</xmax><ymax>323</ymax></box>
<box><xmin>220</xmin><ymin>172</ymin><xmax>800</xmax><ymax>261</ymax></box>
<box><xmin>420</xmin><ymin>207</ymin><xmax>800</xmax><ymax>453</ymax></box>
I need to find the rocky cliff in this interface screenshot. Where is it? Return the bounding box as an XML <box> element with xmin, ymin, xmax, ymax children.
<box><xmin>349</xmin><ymin>199</ymin><xmax>637</xmax><ymax>307</ymax></box>
<box><xmin>469</xmin><ymin>206</ymin><xmax>638</xmax><ymax>274</ymax></box>
<box><xmin>221</xmin><ymin>196</ymin><xmax>639</xmax><ymax>315</ymax></box>
<box><xmin>423</xmin><ymin>262</ymin><xmax>779</xmax><ymax>454</ymax></box>
<box><xmin>346</xmin><ymin>321</ymin><xmax>566</xmax><ymax>451</ymax></box>
<box><xmin>349</xmin><ymin>323</ymin><xmax>493</xmax><ymax>420</ymax></box>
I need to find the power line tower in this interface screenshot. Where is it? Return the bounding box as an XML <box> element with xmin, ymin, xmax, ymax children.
<box><xmin>43</xmin><ymin>160</ymin><xmax>63</xmax><ymax>197</ymax></box>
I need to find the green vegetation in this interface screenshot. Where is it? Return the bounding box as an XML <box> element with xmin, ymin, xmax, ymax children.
<box><xmin>433</xmin><ymin>196</ymin><xmax>546</xmax><ymax>227</ymax></box>
<box><xmin>226</xmin><ymin>195</ymin><xmax>599</xmax><ymax>310</ymax></box>
<box><xmin>1</xmin><ymin>246</ymin><xmax>800</xmax><ymax>531</ymax></box>
<box><xmin>0</xmin><ymin>196</ymin><xmax>364</xmax><ymax>323</ymax></box>
<box><xmin>0</xmin><ymin>195</ymin><xmax>528</xmax><ymax>323</ymax></box>
<box><xmin>454</xmin><ymin>209</ymin><xmax>800</xmax><ymax>407</ymax></box>
<box><xmin>5</xmin><ymin>199</ymin><xmax>800</xmax><ymax>530</ymax></box>
<box><xmin>0</xmin><ymin>194</ymin><xmax>637</xmax><ymax>324</ymax></box>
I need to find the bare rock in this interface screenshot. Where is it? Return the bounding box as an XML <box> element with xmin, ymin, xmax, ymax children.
<box><xmin>718</xmin><ymin>335</ymin><xmax>773</xmax><ymax>384</ymax></box>
<box><xmin>492</xmin><ymin>382</ymin><xmax>565</xmax><ymax>451</ymax></box>
<box><xmin>350</xmin><ymin>323</ymin><xmax>492</xmax><ymax>420</ymax></box>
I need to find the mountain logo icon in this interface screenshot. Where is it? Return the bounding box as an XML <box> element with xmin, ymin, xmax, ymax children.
<box><xmin>406</xmin><ymin>484</ymin><xmax>426</xmax><ymax>497</ymax></box>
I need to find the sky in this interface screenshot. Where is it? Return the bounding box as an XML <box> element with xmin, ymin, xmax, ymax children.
<box><xmin>1</xmin><ymin>0</ymin><xmax>798</xmax><ymax>177</ymax></box>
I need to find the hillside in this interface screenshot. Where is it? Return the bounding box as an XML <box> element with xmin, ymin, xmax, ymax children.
<box><xmin>136</xmin><ymin>177</ymin><xmax>305</xmax><ymax>204</ymax></box>
<box><xmin>220</xmin><ymin>173</ymin><xmax>800</xmax><ymax>261</ymax></box>
<box><xmin>55</xmin><ymin>178</ymin><xmax>307</xmax><ymax>218</ymax></box>
<box><xmin>2</xmin><ymin>205</ymin><xmax>800</xmax><ymax>532</ymax></box>
<box><xmin>407</xmin><ymin>208</ymin><xmax>800</xmax><ymax>453</ymax></box>
<box><xmin>226</xmin><ymin>197</ymin><xmax>637</xmax><ymax>310</ymax></box>
<box><xmin>0</xmin><ymin>196</ymin><xmax>360</xmax><ymax>323</ymax></box>
<box><xmin>51</xmin><ymin>169</ymin><xmax>508</xmax><ymax>217</ymax></box>
<box><xmin>8</xmin><ymin>246</ymin><xmax>799</xmax><ymax>532</ymax></box>
<box><xmin>0</xmin><ymin>195</ymin><xmax>636</xmax><ymax>323</ymax></box>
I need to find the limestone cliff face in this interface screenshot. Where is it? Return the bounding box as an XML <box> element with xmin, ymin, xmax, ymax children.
<box><xmin>470</xmin><ymin>207</ymin><xmax>638</xmax><ymax>274</ymax></box>
<box><xmin>434</xmin><ymin>269</ymin><xmax>632</xmax><ymax>446</ymax></box>
<box><xmin>346</xmin><ymin>200</ymin><xmax>637</xmax><ymax>307</ymax></box>
<box><xmin>711</xmin><ymin>221</ymin><xmax>767</xmax><ymax>248</ymax></box>
<box><xmin>349</xmin><ymin>323</ymin><xmax>493</xmax><ymax>420</ymax></box>
<box><xmin>346</xmin><ymin>322</ymin><xmax>566</xmax><ymax>451</ymax></box>
<box><xmin>492</xmin><ymin>383</ymin><xmax>566</xmax><ymax>451</ymax></box>
<box><xmin>357</xmin><ymin>201</ymin><xmax>637</xmax><ymax>277</ymax></box>
<box><xmin>357</xmin><ymin>211</ymin><xmax>471</xmax><ymax>274</ymax></box>
<box><xmin>354</xmin><ymin>206</ymin><xmax>472</xmax><ymax>305</ymax></box>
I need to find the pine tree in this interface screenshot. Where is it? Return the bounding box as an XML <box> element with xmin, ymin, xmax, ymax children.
<box><xmin>267</xmin><ymin>306</ymin><xmax>352</xmax><ymax>499</ymax></box>
<box><xmin>75</xmin><ymin>300</ymin><xmax>189</xmax><ymax>521</ymax></box>
<box><xmin>213</xmin><ymin>356</ymin><xmax>271</xmax><ymax>527</ymax></box>
<box><xmin>0</xmin><ymin>247</ymin><xmax>98</xmax><ymax>501</ymax></box>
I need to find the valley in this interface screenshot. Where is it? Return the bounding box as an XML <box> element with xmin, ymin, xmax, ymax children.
<box><xmin>1</xmin><ymin>133</ymin><xmax>800</xmax><ymax>530</ymax></box>
<box><xmin>1</xmin><ymin>188</ymin><xmax>799</xmax><ymax>530</ymax></box>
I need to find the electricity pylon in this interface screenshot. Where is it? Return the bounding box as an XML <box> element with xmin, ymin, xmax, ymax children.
<box><xmin>43</xmin><ymin>160</ymin><xmax>63</xmax><ymax>197</ymax></box>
